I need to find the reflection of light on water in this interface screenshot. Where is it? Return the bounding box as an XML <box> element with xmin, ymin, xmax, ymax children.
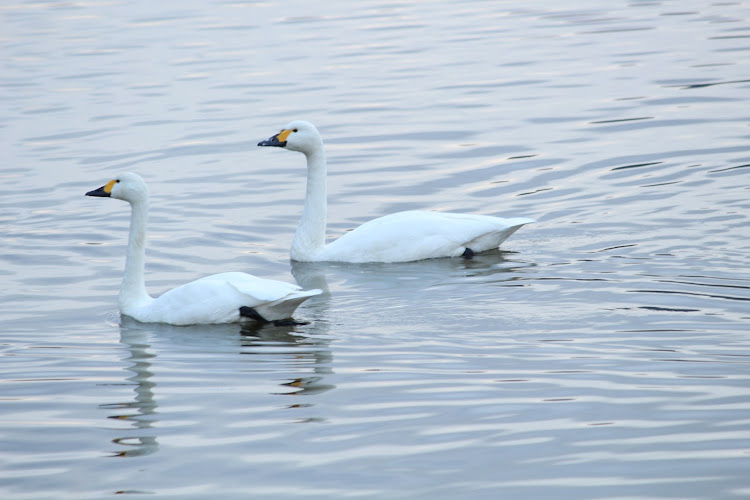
<box><xmin>290</xmin><ymin>250</ymin><xmax>532</xmax><ymax>292</ymax></box>
<box><xmin>240</xmin><ymin>324</ymin><xmax>336</xmax><ymax>397</ymax></box>
<box><xmin>100</xmin><ymin>318</ymin><xmax>334</xmax><ymax>457</ymax></box>
<box><xmin>100</xmin><ymin>327</ymin><xmax>159</xmax><ymax>458</ymax></box>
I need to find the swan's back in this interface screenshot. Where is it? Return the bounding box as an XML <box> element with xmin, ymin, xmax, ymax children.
<box><xmin>317</xmin><ymin>211</ymin><xmax>534</xmax><ymax>263</ymax></box>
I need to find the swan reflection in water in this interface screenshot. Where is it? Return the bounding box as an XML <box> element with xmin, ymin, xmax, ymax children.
<box><xmin>239</xmin><ymin>323</ymin><xmax>335</xmax><ymax>397</ymax></box>
<box><xmin>100</xmin><ymin>251</ymin><xmax>526</xmax><ymax>457</ymax></box>
<box><xmin>290</xmin><ymin>249</ymin><xmax>534</xmax><ymax>294</ymax></box>
<box><xmin>99</xmin><ymin>325</ymin><xmax>159</xmax><ymax>458</ymax></box>
<box><xmin>100</xmin><ymin>314</ymin><xmax>333</xmax><ymax>458</ymax></box>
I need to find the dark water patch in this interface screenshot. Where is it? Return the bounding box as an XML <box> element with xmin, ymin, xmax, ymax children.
<box><xmin>56</xmin><ymin>72</ymin><xmax>119</xmax><ymax>80</ymax></box>
<box><xmin>708</xmin><ymin>163</ymin><xmax>750</xmax><ymax>174</ymax></box>
<box><xmin>654</xmin><ymin>279</ymin><xmax>750</xmax><ymax>293</ymax></box>
<box><xmin>709</xmin><ymin>34</ymin><xmax>750</xmax><ymax>40</ymax></box>
<box><xmin>590</xmin><ymin>118</ymin><xmax>714</xmax><ymax>132</ymax></box>
<box><xmin>578</xmin><ymin>146</ymin><xmax>748</xmax><ymax>172</ymax></box>
<box><xmin>579</xmin><ymin>26</ymin><xmax>655</xmax><ymax>35</ymax></box>
<box><xmin>610</xmin><ymin>161</ymin><xmax>663</xmax><ymax>171</ymax></box>
<box><xmin>639</xmin><ymin>306</ymin><xmax>701</xmax><ymax>313</ymax></box>
<box><xmin>640</xmin><ymin>181</ymin><xmax>681</xmax><ymax>188</ymax></box>
<box><xmin>592</xmin><ymin>244</ymin><xmax>638</xmax><ymax>253</ymax></box>
<box><xmin>660</xmin><ymin>11</ymin><xmax>699</xmax><ymax>17</ymax></box>
<box><xmin>517</xmin><ymin>187</ymin><xmax>554</xmax><ymax>197</ymax></box>
<box><xmin>673</xmin><ymin>79</ymin><xmax>750</xmax><ymax>89</ymax></box>
<box><xmin>628</xmin><ymin>289</ymin><xmax>750</xmax><ymax>303</ymax></box>
<box><xmin>590</xmin><ymin>116</ymin><xmax>653</xmax><ymax>125</ymax></box>
<box><xmin>644</xmin><ymin>96</ymin><xmax>740</xmax><ymax>105</ymax></box>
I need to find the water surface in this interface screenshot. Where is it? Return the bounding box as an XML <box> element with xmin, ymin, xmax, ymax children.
<box><xmin>2</xmin><ymin>1</ymin><xmax>750</xmax><ymax>499</ymax></box>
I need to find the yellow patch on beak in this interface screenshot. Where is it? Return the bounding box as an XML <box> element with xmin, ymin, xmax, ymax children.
<box><xmin>277</xmin><ymin>129</ymin><xmax>292</xmax><ymax>142</ymax></box>
<box><xmin>104</xmin><ymin>179</ymin><xmax>117</xmax><ymax>193</ymax></box>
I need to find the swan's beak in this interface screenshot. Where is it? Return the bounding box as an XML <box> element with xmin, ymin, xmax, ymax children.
<box><xmin>86</xmin><ymin>186</ymin><xmax>111</xmax><ymax>197</ymax></box>
<box><xmin>86</xmin><ymin>179</ymin><xmax>116</xmax><ymax>198</ymax></box>
<box><xmin>258</xmin><ymin>129</ymin><xmax>291</xmax><ymax>148</ymax></box>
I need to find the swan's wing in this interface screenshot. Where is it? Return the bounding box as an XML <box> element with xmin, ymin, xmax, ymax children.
<box><xmin>322</xmin><ymin>211</ymin><xmax>534</xmax><ymax>263</ymax></box>
<box><xmin>198</xmin><ymin>272</ymin><xmax>304</xmax><ymax>301</ymax></box>
<box><xmin>217</xmin><ymin>273</ymin><xmax>321</xmax><ymax>321</ymax></box>
<box><xmin>148</xmin><ymin>272</ymin><xmax>316</xmax><ymax>325</ymax></box>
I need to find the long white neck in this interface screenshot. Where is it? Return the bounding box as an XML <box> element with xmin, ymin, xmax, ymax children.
<box><xmin>119</xmin><ymin>198</ymin><xmax>152</xmax><ymax>311</ymax></box>
<box><xmin>291</xmin><ymin>147</ymin><xmax>328</xmax><ymax>261</ymax></box>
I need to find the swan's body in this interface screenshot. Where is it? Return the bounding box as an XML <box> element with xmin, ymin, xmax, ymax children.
<box><xmin>318</xmin><ymin>211</ymin><xmax>532</xmax><ymax>263</ymax></box>
<box><xmin>85</xmin><ymin>173</ymin><xmax>320</xmax><ymax>325</ymax></box>
<box><xmin>258</xmin><ymin>120</ymin><xmax>534</xmax><ymax>263</ymax></box>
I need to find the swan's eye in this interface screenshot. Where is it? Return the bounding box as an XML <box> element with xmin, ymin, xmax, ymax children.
<box><xmin>293</xmin><ymin>128</ymin><xmax>298</xmax><ymax>133</ymax></box>
<box><xmin>116</xmin><ymin>179</ymin><xmax>120</xmax><ymax>183</ymax></box>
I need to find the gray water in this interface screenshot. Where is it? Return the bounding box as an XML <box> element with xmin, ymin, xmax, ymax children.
<box><xmin>2</xmin><ymin>1</ymin><xmax>750</xmax><ymax>499</ymax></box>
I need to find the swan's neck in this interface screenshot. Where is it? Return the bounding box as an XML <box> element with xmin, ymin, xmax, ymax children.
<box><xmin>292</xmin><ymin>147</ymin><xmax>328</xmax><ymax>260</ymax></box>
<box><xmin>119</xmin><ymin>199</ymin><xmax>152</xmax><ymax>311</ymax></box>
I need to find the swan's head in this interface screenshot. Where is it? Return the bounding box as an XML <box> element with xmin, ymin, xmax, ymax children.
<box><xmin>86</xmin><ymin>172</ymin><xmax>148</xmax><ymax>204</ymax></box>
<box><xmin>258</xmin><ymin>120</ymin><xmax>323</xmax><ymax>155</ymax></box>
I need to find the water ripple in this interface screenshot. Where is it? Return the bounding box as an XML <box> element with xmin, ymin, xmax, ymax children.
<box><xmin>2</xmin><ymin>1</ymin><xmax>750</xmax><ymax>499</ymax></box>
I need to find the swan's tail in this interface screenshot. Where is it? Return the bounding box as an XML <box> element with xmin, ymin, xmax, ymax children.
<box><xmin>465</xmin><ymin>217</ymin><xmax>536</xmax><ymax>252</ymax></box>
<box><xmin>252</xmin><ymin>289</ymin><xmax>323</xmax><ymax>322</ymax></box>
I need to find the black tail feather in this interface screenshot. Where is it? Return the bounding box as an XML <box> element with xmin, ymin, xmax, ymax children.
<box><xmin>239</xmin><ymin>306</ymin><xmax>309</xmax><ymax>327</ymax></box>
<box><xmin>239</xmin><ymin>306</ymin><xmax>267</xmax><ymax>323</ymax></box>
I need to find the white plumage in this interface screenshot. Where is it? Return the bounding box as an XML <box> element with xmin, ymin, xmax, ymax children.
<box><xmin>258</xmin><ymin>120</ymin><xmax>534</xmax><ymax>263</ymax></box>
<box><xmin>85</xmin><ymin>172</ymin><xmax>320</xmax><ymax>325</ymax></box>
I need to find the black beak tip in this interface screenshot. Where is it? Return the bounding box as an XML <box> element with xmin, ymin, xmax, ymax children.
<box><xmin>86</xmin><ymin>186</ymin><xmax>111</xmax><ymax>198</ymax></box>
<box><xmin>258</xmin><ymin>137</ymin><xmax>286</xmax><ymax>148</ymax></box>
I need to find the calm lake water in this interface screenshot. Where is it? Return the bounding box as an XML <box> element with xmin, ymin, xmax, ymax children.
<box><xmin>2</xmin><ymin>1</ymin><xmax>750</xmax><ymax>498</ymax></box>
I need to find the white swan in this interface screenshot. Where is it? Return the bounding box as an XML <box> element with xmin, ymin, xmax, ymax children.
<box><xmin>258</xmin><ymin>120</ymin><xmax>535</xmax><ymax>263</ymax></box>
<box><xmin>85</xmin><ymin>172</ymin><xmax>321</xmax><ymax>325</ymax></box>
